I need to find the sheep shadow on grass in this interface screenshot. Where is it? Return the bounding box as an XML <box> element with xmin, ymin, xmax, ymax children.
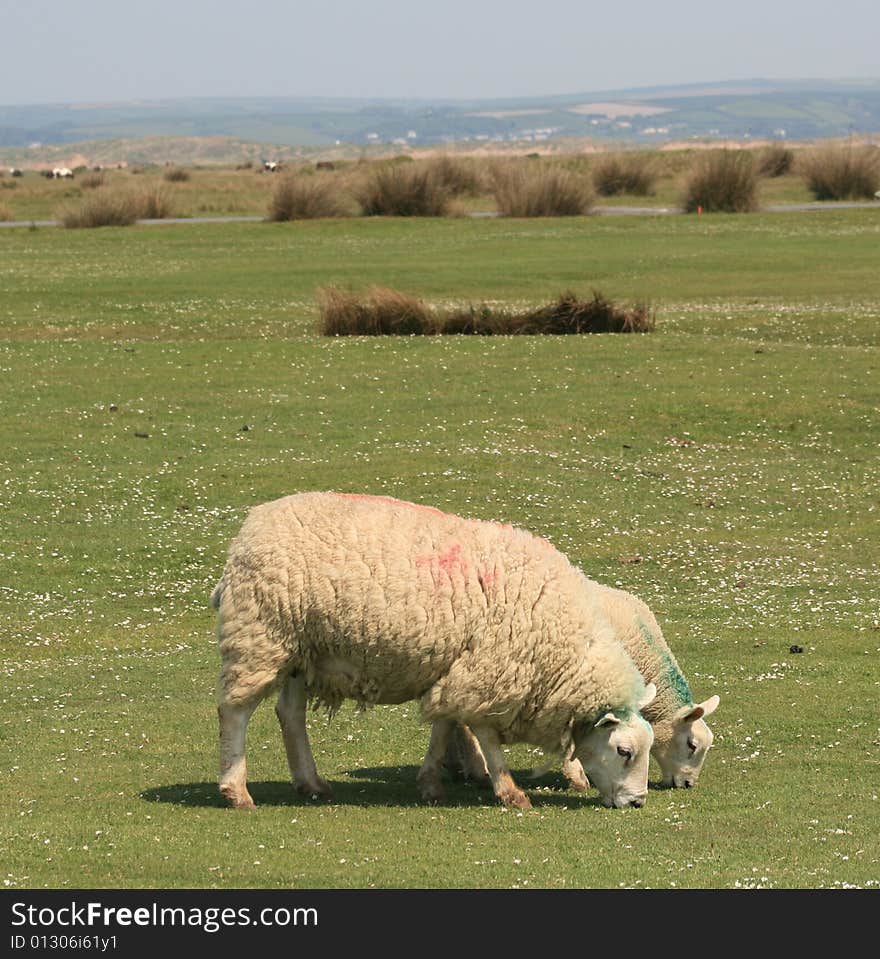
<box><xmin>140</xmin><ymin>765</ymin><xmax>607</xmax><ymax>809</ymax></box>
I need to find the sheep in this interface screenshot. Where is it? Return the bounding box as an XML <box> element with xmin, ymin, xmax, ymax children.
<box><xmin>440</xmin><ymin>583</ymin><xmax>720</xmax><ymax>792</ymax></box>
<box><xmin>211</xmin><ymin>491</ymin><xmax>657</xmax><ymax>812</ymax></box>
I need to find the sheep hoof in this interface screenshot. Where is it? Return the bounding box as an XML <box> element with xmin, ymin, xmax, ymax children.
<box><xmin>418</xmin><ymin>783</ymin><xmax>446</xmax><ymax>804</ymax></box>
<box><xmin>220</xmin><ymin>786</ymin><xmax>256</xmax><ymax>810</ymax></box>
<box><xmin>296</xmin><ymin>779</ymin><xmax>333</xmax><ymax>801</ymax></box>
<box><xmin>501</xmin><ymin>789</ymin><xmax>532</xmax><ymax>811</ymax></box>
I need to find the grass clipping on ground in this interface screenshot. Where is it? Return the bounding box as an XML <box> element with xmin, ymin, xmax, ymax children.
<box><xmin>318</xmin><ymin>286</ymin><xmax>655</xmax><ymax>336</ymax></box>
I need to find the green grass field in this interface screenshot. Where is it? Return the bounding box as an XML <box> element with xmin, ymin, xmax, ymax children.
<box><xmin>1</xmin><ymin>209</ymin><xmax>878</xmax><ymax>889</ymax></box>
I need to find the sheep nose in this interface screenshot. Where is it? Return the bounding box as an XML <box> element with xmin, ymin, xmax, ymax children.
<box><xmin>683</xmin><ymin>780</ymin><xmax>693</xmax><ymax>789</ymax></box>
<box><xmin>629</xmin><ymin>798</ymin><xmax>645</xmax><ymax>808</ymax></box>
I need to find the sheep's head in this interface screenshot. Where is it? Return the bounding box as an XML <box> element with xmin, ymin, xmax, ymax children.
<box><xmin>573</xmin><ymin>683</ymin><xmax>656</xmax><ymax>809</ymax></box>
<box><xmin>652</xmin><ymin>695</ymin><xmax>720</xmax><ymax>788</ymax></box>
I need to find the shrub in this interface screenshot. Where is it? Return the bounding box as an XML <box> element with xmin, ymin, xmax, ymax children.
<box><xmin>756</xmin><ymin>144</ymin><xmax>794</xmax><ymax>178</ymax></box>
<box><xmin>163</xmin><ymin>166</ymin><xmax>190</xmax><ymax>183</ymax></box>
<box><xmin>798</xmin><ymin>144</ymin><xmax>880</xmax><ymax>200</ymax></box>
<box><xmin>490</xmin><ymin>162</ymin><xmax>594</xmax><ymax>216</ymax></box>
<box><xmin>318</xmin><ymin>286</ymin><xmax>432</xmax><ymax>335</ymax></box>
<box><xmin>681</xmin><ymin>150</ymin><xmax>759</xmax><ymax>212</ymax></box>
<box><xmin>79</xmin><ymin>172</ymin><xmax>106</xmax><ymax>190</ymax></box>
<box><xmin>355</xmin><ymin>164</ymin><xmax>451</xmax><ymax>216</ymax></box>
<box><xmin>267</xmin><ymin>173</ymin><xmax>351</xmax><ymax>221</ymax></box>
<box><xmin>592</xmin><ymin>153</ymin><xmax>658</xmax><ymax>196</ymax></box>
<box><xmin>58</xmin><ymin>191</ymin><xmax>142</xmax><ymax>228</ymax></box>
<box><xmin>318</xmin><ymin>286</ymin><xmax>654</xmax><ymax>336</ymax></box>
<box><xmin>138</xmin><ymin>185</ymin><xmax>175</xmax><ymax>219</ymax></box>
<box><xmin>422</xmin><ymin>155</ymin><xmax>484</xmax><ymax>196</ymax></box>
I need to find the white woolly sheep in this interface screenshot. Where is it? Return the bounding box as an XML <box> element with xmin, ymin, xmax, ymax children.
<box><xmin>442</xmin><ymin>582</ymin><xmax>720</xmax><ymax>792</ymax></box>
<box><xmin>211</xmin><ymin>492</ymin><xmax>657</xmax><ymax>811</ymax></box>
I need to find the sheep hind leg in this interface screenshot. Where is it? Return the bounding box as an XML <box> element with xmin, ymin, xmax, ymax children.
<box><xmin>417</xmin><ymin>720</ymin><xmax>454</xmax><ymax>803</ymax></box>
<box><xmin>443</xmin><ymin>723</ymin><xmax>492</xmax><ymax>787</ymax></box>
<box><xmin>470</xmin><ymin>724</ymin><xmax>532</xmax><ymax>811</ymax></box>
<box><xmin>275</xmin><ymin>673</ymin><xmax>332</xmax><ymax>801</ymax></box>
<box><xmin>218</xmin><ymin>700</ymin><xmax>259</xmax><ymax>810</ymax></box>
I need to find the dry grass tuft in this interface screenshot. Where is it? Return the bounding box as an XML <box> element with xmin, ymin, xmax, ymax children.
<box><xmin>592</xmin><ymin>153</ymin><xmax>658</xmax><ymax>196</ymax></box>
<box><xmin>58</xmin><ymin>191</ymin><xmax>142</xmax><ymax>228</ymax></box>
<box><xmin>756</xmin><ymin>144</ymin><xmax>795</xmax><ymax>178</ymax></box>
<box><xmin>422</xmin><ymin>155</ymin><xmax>485</xmax><ymax>196</ymax></box>
<box><xmin>490</xmin><ymin>161</ymin><xmax>594</xmax><ymax>216</ymax></box>
<box><xmin>355</xmin><ymin>164</ymin><xmax>451</xmax><ymax>216</ymax></box>
<box><xmin>267</xmin><ymin>173</ymin><xmax>352</xmax><ymax>220</ymax></box>
<box><xmin>163</xmin><ymin>166</ymin><xmax>191</xmax><ymax>183</ymax></box>
<box><xmin>681</xmin><ymin>150</ymin><xmax>759</xmax><ymax>213</ymax></box>
<box><xmin>318</xmin><ymin>286</ymin><xmax>432</xmax><ymax>335</ymax></box>
<box><xmin>798</xmin><ymin>144</ymin><xmax>880</xmax><ymax>200</ymax></box>
<box><xmin>138</xmin><ymin>185</ymin><xmax>175</xmax><ymax>219</ymax></box>
<box><xmin>318</xmin><ymin>286</ymin><xmax>654</xmax><ymax>336</ymax></box>
<box><xmin>79</xmin><ymin>172</ymin><xmax>106</xmax><ymax>190</ymax></box>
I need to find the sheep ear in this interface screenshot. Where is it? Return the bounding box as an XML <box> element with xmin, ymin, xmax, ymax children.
<box><xmin>637</xmin><ymin>683</ymin><xmax>657</xmax><ymax>711</ymax></box>
<box><xmin>594</xmin><ymin>712</ymin><xmax>621</xmax><ymax>729</ymax></box>
<box><xmin>676</xmin><ymin>695</ymin><xmax>720</xmax><ymax>724</ymax></box>
<box><xmin>698</xmin><ymin>694</ymin><xmax>720</xmax><ymax>718</ymax></box>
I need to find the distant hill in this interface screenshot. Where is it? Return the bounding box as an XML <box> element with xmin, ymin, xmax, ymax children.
<box><xmin>2</xmin><ymin>79</ymin><xmax>879</xmax><ymax>165</ymax></box>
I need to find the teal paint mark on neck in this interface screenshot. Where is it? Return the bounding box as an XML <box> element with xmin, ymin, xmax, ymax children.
<box><xmin>637</xmin><ymin>620</ymin><xmax>691</xmax><ymax>706</ymax></box>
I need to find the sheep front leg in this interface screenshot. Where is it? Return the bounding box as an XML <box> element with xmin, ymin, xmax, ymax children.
<box><xmin>562</xmin><ymin>755</ymin><xmax>590</xmax><ymax>792</ymax></box>
<box><xmin>470</xmin><ymin>724</ymin><xmax>532</xmax><ymax>811</ymax></box>
<box><xmin>218</xmin><ymin>700</ymin><xmax>258</xmax><ymax>810</ymax></box>
<box><xmin>417</xmin><ymin>719</ymin><xmax>454</xmax><ymax>802</ymax></box>
<box><xmin>275</xmin><ymin>673</ymin><xmax>332</xmax><ymax>800</ymax></box>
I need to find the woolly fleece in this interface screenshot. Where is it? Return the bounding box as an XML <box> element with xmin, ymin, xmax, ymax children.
<box><xmin>214</xmin><ymin>492</ymin><xmax>648</xmax><ymax>750</ymax></box>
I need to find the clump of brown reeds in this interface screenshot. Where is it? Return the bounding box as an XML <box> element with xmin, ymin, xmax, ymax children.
<box><xmin>138</xmin><ymin>184</ymin><xmax>175</xmax><ymax>219</ymax></box>
<box><xmin>490</xmin><ymin>161</ymin><xmax>595</xmax><ymax>216</ymax></box>
<box><xmin>0</xmin><ymin>199</ymin><xmax>12</xmax><ymax>222</ymax></box>
<box><xmin>756</xmin><ymin>144</ymin><xmax>794</xmax><ymax>178</ymax></box>
<box><xmin>58</xmin><ymin>191</ymin><xmax>142</xmax><ymax>227</ymax></box>
<box><xmin>592</xmin><ymin>153</ymin><xmax>658</xmax><ymax>196</ymax></box>
<box><xmin>318</xmin><ymin>286</ymin><xmax>654</xmax><ymax>336</ymax></box>
<box><xmin>422</xmin><ymin>155</ymin><xmax>485</xmax><ymax>197</ymax></box>
<box><xmin>355</xmin><ymin>164</ymin><xmax>452</xmax><ymax>216</ymax></box>
<box><xmin>163</xmin><ymin>166</ymin><xmax>190</xmax><ymax>183</ymax></box>
<box><xmin>681</xmin><ymin>150</ymin><xmax>759</xmax><ymax>212</ymax></box>
<box><xmin>798</xmin><ymin>144</ymin><xmax>880</xmax><ymax>200</ymax></box>
<box><xmin>58</xmin><ymin>184</ymin><xmax>175</xmax><ymax>226</ymax></box>
<box><xmin>79</xmin><ymin>171</ymin><xmax>106</xmax><ymax>190</ymax></box>
<box><xmin>267</xmin><ymin>173</ymin><xmax>352</xmax><ymax>220</ymax></box>
<box><xmin>318</xmin><ymin>286</ymin><xmax>433</xmax><ymax>335</ymax></box>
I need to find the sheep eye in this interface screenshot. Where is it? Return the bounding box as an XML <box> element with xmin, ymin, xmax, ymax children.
<box><xmin>687</xmin><ymin>738</ymin><xmax>698</xmax><ymax>754</ymax></box>
<box><xmin>617</xmin><ymin>746</ymin><xmax>632</xmax><ymax>760</ymax></box>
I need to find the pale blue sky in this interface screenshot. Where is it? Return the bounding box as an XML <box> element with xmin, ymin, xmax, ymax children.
<box><xmin>2</xmin><ymin>0</ymin><xmax>878</xmax><ymax>105</ymax></box>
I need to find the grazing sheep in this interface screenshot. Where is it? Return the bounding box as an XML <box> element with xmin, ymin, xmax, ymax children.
<box><xmin>212</xmin><ymin>492</ymin><xmax>657</xmax><ymax>811</ymax></box>
<box><xmin>442</xmin><ymin>583</ymin><xmax>720</xmax><ymax>791</ymax></box>
<box><xmin>263</xmin><ymin>160</ymin><xmax>279</xmax><ymax>173</ymax></box>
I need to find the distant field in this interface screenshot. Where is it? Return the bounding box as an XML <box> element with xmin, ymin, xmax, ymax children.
<box><xmin>0</xmin><ymin>149</ymin><xmax>828</xmax><ymax>222</ymax></box>
<box><xmin>1</xmin><ymin>209</ymin><xmax>878</xmax><ymax>888</ymax></box>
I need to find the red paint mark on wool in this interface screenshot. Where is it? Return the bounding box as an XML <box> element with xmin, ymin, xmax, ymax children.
<box><xmin>415</xmin><ymin>544</ymin><xmax>469</xmax><ymax>585</ymax></box>
<box><xmin>477</xmin><ymin>568</ymin><xmax>497</xmax><ymax>587</ymax></box>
